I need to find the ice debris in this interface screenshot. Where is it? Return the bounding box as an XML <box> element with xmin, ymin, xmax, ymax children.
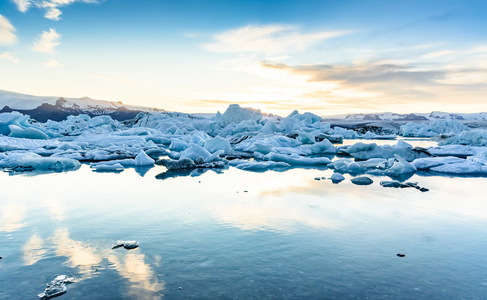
<box><xmin>350</xmin><ymin>176</ymin><xmax>373</xmax><ymax>185</ymax></box>
<box><xmin>38</xmin><ymin>275</ymin><xmax>74</xmax><ymax>299</ymax></box>
<box><xmin>112</xmin><ymin>240</ymin><xmax>139</xmax><ymax>250</ymax></box>
<box><xmin>330</xmin><ymin>173</ymin><xmax>345</xmax><ymax>183</ymax></box>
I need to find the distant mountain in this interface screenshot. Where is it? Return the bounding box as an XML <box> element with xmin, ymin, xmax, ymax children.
<box><xmin>330</xmin><ymin>111</ymin><xmax>487</xmax><ymax>121</ymax></box>
<box><xmin>0</xmin><ymin>89</ymin><xmax>164</xmax><ymax>122</ymax></box>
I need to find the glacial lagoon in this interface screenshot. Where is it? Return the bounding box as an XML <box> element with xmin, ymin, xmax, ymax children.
<box><xmin>1</xmin><ymin>140</ymin><xmax>487</xmax><ymax>299</ymax></box>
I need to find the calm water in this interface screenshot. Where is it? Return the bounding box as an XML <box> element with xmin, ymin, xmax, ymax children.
<box><xmin>1</xmin><ymin>140</ymin><xmax>487</xmax><ymax>299</ymax></box>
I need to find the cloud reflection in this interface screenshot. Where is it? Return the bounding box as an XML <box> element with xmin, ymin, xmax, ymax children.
<box><xmin>107</xmin><ymin>252</ymin><xmax>165</xmax><ymax>299</ymax></box>
<box><xmin>22</xmin><ymin>234</ymin><xmax>47</xmax><ymax>265</ymax></box>
<box><xmin>0</xmin><ymin>203</ymin><xmax>25</xmax><ymax>232</ymax></box>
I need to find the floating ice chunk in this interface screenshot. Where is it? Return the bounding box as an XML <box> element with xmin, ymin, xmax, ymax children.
<box><xmin>279</xmin><ymin>117</ymin><xmax>298</xmax><ymax>134</ymax></box>
<box><xmin>253</xmin><ymin>142</ymin><xmax>273</xmax><ymax>155</ymax></box>
<box><xmin>0</xmin><ymin>152</ymin><xmax>80</xmax><ymax>172</ymax></box>
<box><xmin>267</xmin><ymin>152</ymin><xmax>331</xmax><ymax>165</ymax></box>
<box><xmin>38</xmin><ymin>283</ymin><xmax>66</xmax><ymax>299</ymax></box>
<box><xmin>395</xmin><ymin>139</ymin><xmax>413</xmax><ymax>149</ymax></box>
<box><xmin>385</xmin><ymin>155</ymin><xmax>417</xmax><ymax>175</ymax></box>
<box><xmin>287</xmin><ymin>110</ymin><xmax>322</xmax><ymax>124</ymax></box>
<box><xmin>411</xmin><ymin>156</ymin><xmax>465</xmax><ymax>169</ymax></box>
<box><xmin>400</xmin><ymin>120</ymin><xmax>470</xmax><ymax>137</ymax></box>
<box><xmin>357</xmin><ymin>158</ymin><xmax>390</xmax><ymax>169</ymax></box>
<box><xmin>333</xmin><ymin>159</ymin><xmax>367</xmax><ymax>174</ymax></box>
<box><xmin>330</xmin><ymin>126</ymin><xmax>360</xmax><ymax>139</ymax></box>
<box><xmin>87</xmin><ymin>115</ymin><xmax>114</xmax><ymax>127</ymax></box>
<box><xmin>430</xmin><ymin>160</ymin><xmax>487</xmax><ymax>174</ymax></box>
<box><xmin>204</xmin><ymin>136</ymin><xmax>234</xmax><ymax>155</ymax></box>
<box><xmin>296</xmin><ymin>130</ymin><xmax>315</xmax><ymax>144</ymax></box>
<box><xmin>169</xmin><ymin>139</ymin><xmax>189</xmax><ymax>151</ymax></box>
<box><xmin>219</xmin><ymin>104</ymin><xmax>262</xmax><ymax>127</ymax></box>
<box><xmin>344</xmin><ymin>142</ymin><xmax>428</xmax><ymax>161</ymax></box>
<box><xmin>235</xmin><ymin>161</ymin><xmax>290</xmax><ymax>171</ymax></box>
<box><xmin>179</xmin><ymin>143</ymin><xmax>212</xmax><ymax>162</ymax></box>
<box><xmin>157</xmin><ymin>158</ymin><xmax>196</xmax><ymax>170</ymax></box>
<box><xmin>427</xmin><ymin>145</ymin><xmax>486</xmax><ymax>157</ymax></box>
<box><xmin>91</xmin><ymin>163</ymin><xmax>124</xmax><ymax>172</ymax></box>
<box><xmin>38</xmin><ymin>275</ymin><xmax>74</xmax><ymax>299</ymax></box>
<box><xmin>307</xmin><ymin>139</ymin><xmax>337</xmax><ymax>154</ymax></box>
<box><xmin>112</xmin><ymin>240</ymin><xmax>139</xmax><ymax>250</ymax></box>
<box><xmin>205</xmin><ymin>150</ymin><xmax>224</xmax><ymax>163</ymax></box>
<box><xmin>351</xmin><ymin>176</ymin><xmax>373</xmax><ymax>185</ymax></box>
<box><xmin>440</xmin><ymin>130</ymin><xmax>487</xmax><ymax>147</ymax></box>
<box><xmin>330</xmin><ymin>173</ymin><xmax>345</xmax><ymax>183</ymax></box>
<box><xmin>261</xmin><ymin>120</ymin><xmax>279</xmax><ymax>134</ymax></box>
<box><xmin>8</xmin><ymin>125</ymin><xmax>48</xmax><ymax>140</ymax></box>
<box><xmin>134</xmin><ymin>151</ymin><xmax>155</xmax><ymax>166</ymax></box>
<box><xmin>468</xmin><ymin>151</ymin><xmax>487</xmax><ymax>165</ymax></box>
<box><xmin>57</xmin><ymin>143</ymin><xmax>82</xmax><ymax>151</ymax></box>
<box><xmin>380</xmin><ymin>180</ymin><xmax>402</xmax><ymax>188</ymax></box>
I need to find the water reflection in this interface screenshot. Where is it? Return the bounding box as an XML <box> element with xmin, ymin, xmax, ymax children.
<box><xmin>107</xmin><ymin>252</ymin><xmax>165</xmax><ymax>299</ymax></box>
<box><xmin>155</xmin><ymin>167</ymin><xmax>224</xmax><ymax>180</ymax></box>
<box><xmin>52</xmin><ymin>228</ymin><xmax>102</xmax><ymax>277</ymax></box>
<box><xmin>212</xmin><ymin>197</ymin><xmax>339</xmax><ymax>231</ymax></box>
<box><xmin>0</xmin><ymin>203</ymin><xmax>25</xmax><ymax>232</ymax></box>
<box><xmin>23</xmin><ymin>234</ymin><xmax>47</xmax><ymax>265</ymax></box>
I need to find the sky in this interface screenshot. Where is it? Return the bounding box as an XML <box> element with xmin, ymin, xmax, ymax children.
<box><xmin>0</xmin><ymin>0</ymin><xmax>486</xmax><ymax>116</ymax></box>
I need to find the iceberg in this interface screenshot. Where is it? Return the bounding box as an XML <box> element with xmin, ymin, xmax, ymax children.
<box><xmin>400</xmin><ymin>120</ymin><xmax>470</xmax><ymax>137</ymax></box>
<box><xmin>134</xmin><ymin>150</ymin><xmax>155</xmax><ymax>166</ymax></box>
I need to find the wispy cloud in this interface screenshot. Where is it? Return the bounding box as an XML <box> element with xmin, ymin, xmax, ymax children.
<box><xmin>204</xmin><ymin>24</ymin><xmax>348</xmax><ymax>55</ymax></box>
<box><xmin>12</xmin><ymin>0</ymin><xmax>32</xmax><ymax>12</ymax></box>
<box><xmin>0</xmin><ymin>14</ymin><xmax>17</xmax><ymax>45</ymax></box>
<box><xmin>0</xmin><ymin>52</ymin><xmax>19</xmax><ymax>63</ymax></box>
<box><xmin>421</xmin><ymin>50</ymin><xmax>456</xmax><ymax>59</ymax></box>
<box><xmin>13</xmin><ymin>0</ymin><xmax>100</xmax><ymax>21</ymax></box>
<box><xmin>43</xmin><ymin>59</ymin><xmax>63</xmax><ymax>68</ymax></box>
<box><xmin>33</xmin><ymin>28</ymin><xmax>61</xmax><ymax>54</ymax></box>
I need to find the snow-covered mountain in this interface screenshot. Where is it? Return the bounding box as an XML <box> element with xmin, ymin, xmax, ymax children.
<box><xmin>0</xmin><ymin>89</ymin><xmax>163</xmax><ymax>122</ymax></box>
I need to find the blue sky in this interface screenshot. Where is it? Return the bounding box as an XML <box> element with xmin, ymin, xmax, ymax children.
<box><xmin>1</xmin><ymin>0</ymin><xmax>486</xmax><ymax>115</ymax></box>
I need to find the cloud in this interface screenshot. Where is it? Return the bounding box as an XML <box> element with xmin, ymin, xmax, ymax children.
<box><xmin>260</xmin><ymin>60</ymin><xmax>487</xmax><ymax>112</ymax></box>
<box><xmin>421</xmin><ymin>50</ymin><xmax>456</xmax><ymax>59</ymax></box>
<box><xmin>43</xmin><ymin>58</ymin><xmax>63</xmax><ymax>67</ymax></box>
<box><xmin>33</xmin><ymin>28</ymin><xmax>61</xmax><ymax>54</ymax></box>
<box><xmin>12</xmin><ymin>0</ymin><xmax>32</xmax><ymax>12</ymax></box>
<box><xmin>0</xmin><ymin>52</ymin><xmax>19</xmax><ymax>63</ymax></box>
<box><xmin>0</xmin><ymin>14</ymin><xmax>17</xmax><ymax>45</ymax></box>
<box><xmin>13</xmin><ymin>0</ymin><xmax>100</xmax><ymax>21</ymax></box>
<box><xmin>204</xmin><ymin>24</ymin><xmax>348</xmax><ymax>55</ymax></box>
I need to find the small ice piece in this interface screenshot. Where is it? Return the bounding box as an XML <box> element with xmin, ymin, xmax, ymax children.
<box><xmin>314</xmin><ymin>177</ymin><xmax>321</xmax><ymax>181</ymax></box>
<box><xmin>330</xmin><ymin>173</ymin><xmax>345</xmax><ymax>183</ymax></box>
<box><xmin>204</xmin><ymin>136</ymin><xmax>234</xmax><ymax>155</ymax></box>
<box><xmin>91</xmin><ymin>163</ymin><xmax>124</xmax><ymax>172</ymax></box>
<box><xmin>380</xmin><ymin>180</ymin><xmax>402</xmax><ymax>188</ymax></box>
<box><xmin>38</xmin><ymin>284</ymin><xmax>66</xmax><ymax>299</ymax></box>
<box><xmin>113</xmin><ymin>240</ymin><xmax>139</xmax><ymax>250</ymax></box>
<box><xmin>134</xmin><ymin>150</ymin><xmax>155</xmax><ymax>166</ymax></box>
<box><xmin>351</xmin><ymin>176</ymin><xmax>373</xmax><ymax>185</ymax></box>
<box><xmin>38</xmin><ymin>275</ymin><xmax>74</xmax><ymax>299</ymax></box>
<box><xmin>8</xmin><ymin>124</ymin><xmax>49</xmax><ymax>140</ymax></box>
<box><xmin>385</xmin><ymin>155</ymin><xmax>417</xmax><ymax>175</ymax></box>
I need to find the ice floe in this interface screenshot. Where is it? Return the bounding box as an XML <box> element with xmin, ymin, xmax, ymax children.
<box><xmin>0</xmin><ymin>104</ymin><xmax>485</xmax><ymax>180</ymax></box>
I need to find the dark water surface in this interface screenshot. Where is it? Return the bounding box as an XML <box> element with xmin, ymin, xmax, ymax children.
<box><xmin>1</xmin><ymin>148</ymin><xmax>487</xmax><ymax>299</ymax></box>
